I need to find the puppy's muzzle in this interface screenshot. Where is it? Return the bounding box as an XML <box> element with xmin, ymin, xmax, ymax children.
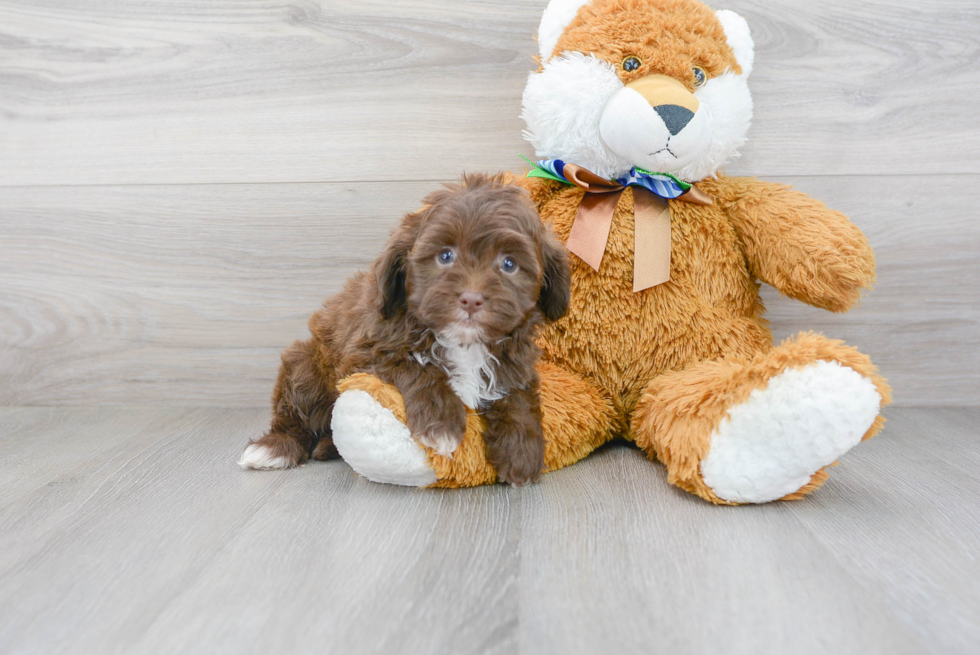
<box><xmin>459</xmin><ymin>291</ymin><xmax>485</xmax><ymax>317</ymax></box>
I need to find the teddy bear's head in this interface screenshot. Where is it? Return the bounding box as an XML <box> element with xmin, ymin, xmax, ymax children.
<box><xmin>522</xmin><ymin>0</ymin><xmax>754</xmax><ymax>183</ymax></box>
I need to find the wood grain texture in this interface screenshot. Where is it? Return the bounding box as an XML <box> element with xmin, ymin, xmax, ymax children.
<box><xmin>0</xmin><ymin>406</ymin><xmax>977</xmax><ymax>654</ymax></box>
<box><xmin>0</xmin><ymin>405</ymin><xmax>180</xmax><ymax>506</ymax></box>
<box><xmin>788</xmin><ymin>408</ymin><xmax>980</xmax><ymax>654</ymax></box>
<box><xmin>0</xmin><ymin>0</ymin><xmax>978</xmax><ymax>185</ymax></box>
<box><xmin>0</xmin><ymin>406</ymin><xmax>519</xmax><ymax>655</ymax></box>
<box><xmin>518</xmin><ymin>407</ymin><xmax>980</xmax><ymax>655</ymax></box>
<box><xmin>2</xmin><ymin>176</ymin><xmax>976</xmax><ymax>406</ymax></box>
<box><xmin>0</xmin><ymin>181</ymin><xmax>431</xmax><ymax>405</ymax></box>
<box><xmin>519</xmin><ymin>448</ymin><xmax>930</xmax><ymax>655</ymax></box>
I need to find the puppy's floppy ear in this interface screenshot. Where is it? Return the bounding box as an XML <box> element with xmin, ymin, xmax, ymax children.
<box><xmin>376</xmin><ymin>211</ymin><xmax>422</xmax><ymax>320</ymax></box>
<box><xmin>538</xmin><ymin>231</ymin><xmax>571</xmax><ymax>322</ymax></box>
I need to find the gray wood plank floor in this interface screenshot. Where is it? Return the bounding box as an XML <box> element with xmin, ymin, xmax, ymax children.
<box><xmin>0</xmin><ymin>406</ymin><xmax>977</xmax><ymax>655</ymax></box>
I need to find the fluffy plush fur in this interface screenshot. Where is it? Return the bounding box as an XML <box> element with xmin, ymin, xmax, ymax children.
<box><xmin>325</xmin><ymin>0</ymin><xmax>892</xmax><ymax>504</ymax></box>
<box><xmin>523</xmin><ymin>0</ymin><xmax>752</xmax><ymax>181</ymax></box>
<box><xmin>239</xmin><ymin>174</ymin><xmax>570</xmax><ymax>486</ymax></box>
<box><xmin>699</xmin><ymin>359</ymin><xmax>881</xmax><ymax>503</ymax></box>
<box><xmin>522</xmin><ymin>52</ymin><xmax>631</xmax><ymax>181</ymax></box>
<box><xmin>537</xmin><ymin>0</ymin><xmax>593</xmax><ymax>61</ymax></box>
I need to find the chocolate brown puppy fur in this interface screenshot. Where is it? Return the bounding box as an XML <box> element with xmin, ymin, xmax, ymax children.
<box><xmin>239</xmin><ymin>173</ymin><xmax>570</xmax><ymax>485</ymax></box>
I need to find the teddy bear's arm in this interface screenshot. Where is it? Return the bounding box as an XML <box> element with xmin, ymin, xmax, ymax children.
<box><xmin>721</xmin><ymin>178</ymin><xmax>876</xmax><ymax>313</ymax></box>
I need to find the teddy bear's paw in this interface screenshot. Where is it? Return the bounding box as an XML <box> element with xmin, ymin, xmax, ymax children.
<box><xmin>700</xmin><ymin>360</ymin><xmax>882</xmax><ymax>504</ymax></box>
<box><xmin>331</xmin><ymin>389</ymin><xmax>438</xmax><ymax>487</ymax></box>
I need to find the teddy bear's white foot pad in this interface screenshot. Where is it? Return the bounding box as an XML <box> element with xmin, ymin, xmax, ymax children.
<box><xmin>331</xmin><ymin>390</ymin><xmax>438</xmax><ymax>487</ymax></box>
<box><xmin>700</xmin><ymin>360</ymin><xmax>881</xmax><ymax>504</ymax></box>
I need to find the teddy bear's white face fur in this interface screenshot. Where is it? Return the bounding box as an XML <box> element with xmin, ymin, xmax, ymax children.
<box><xmin>521</xmin><ymin>0</ymin><xmax>755</xmax><ymax>183</ymax></box>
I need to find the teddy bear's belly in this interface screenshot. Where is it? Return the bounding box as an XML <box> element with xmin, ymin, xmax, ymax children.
<box><xmin>539</xmin><ymin>287</ymin><xmax>770</xmax><ymax>419</ymax></box>
<box><xmin>538</xmin><ymin>192</ymin><xmax>772</xmax><ymax>422</ymax></box>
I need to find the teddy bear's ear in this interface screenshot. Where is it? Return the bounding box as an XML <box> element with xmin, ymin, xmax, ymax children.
<box><xmin>715</xmin><ymin>9</ymin><xmax>755</xmax><ymax>78</ymax></box>
<box><xmin>538</xmin><ymin>0</ymin><xmax>591</xmax><ymax>62</ymax></box>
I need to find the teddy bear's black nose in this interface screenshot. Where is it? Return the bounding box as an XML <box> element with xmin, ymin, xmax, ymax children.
<box><xmin>654</xmin><ymin>104</ymin><xmax>695</xmax><ymax>136</ymax></box>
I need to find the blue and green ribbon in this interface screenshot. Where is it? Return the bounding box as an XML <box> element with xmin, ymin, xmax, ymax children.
<box><xmin>521</xmin><ymin>155</ymin><xmax>691</xmax><ymax>200</ymax></box>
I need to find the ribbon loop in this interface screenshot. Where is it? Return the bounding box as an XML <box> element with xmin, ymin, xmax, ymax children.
<box><xmin>566</xmin><ymin>189</ymin><xmax>623</xmax><ymax>272</ymax></box>
<box><xmin>524</xmin><ymin>158</ymin><xmax>711</xmax><ymax>292</ymax></box>
<box><xmin>562</xmin><ymin>163</ymin><xmax>624</xmax><ymax>194</ymax></box>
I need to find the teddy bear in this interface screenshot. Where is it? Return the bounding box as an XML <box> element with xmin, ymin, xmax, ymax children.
<box><xmin>326</xmin><ymin>0</ymin><xmax>891</xmax><ymax>504</ymax></box>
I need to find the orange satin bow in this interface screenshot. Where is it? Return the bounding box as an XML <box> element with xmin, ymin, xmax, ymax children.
<box><xmin>559</xmin><ymin>163</ymin><xmax>712</xmax><ymax>292</ymax></box>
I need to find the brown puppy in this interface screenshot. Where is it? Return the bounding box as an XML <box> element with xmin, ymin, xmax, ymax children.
<box><xmin>238</xmin><ymin>173</ymin><xmax>570</xmax><ymax>485</ymax></box>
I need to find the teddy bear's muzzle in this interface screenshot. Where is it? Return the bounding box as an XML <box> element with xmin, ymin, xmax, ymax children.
<box><xmin>626</xmin><ymin>75</ymin><xmax>700</xmax><ymax>128</ymax></box>
<box><xmin>599</xmin><ymin>74</ymin><xmax>709</xmax><ymax>175</ymax></box>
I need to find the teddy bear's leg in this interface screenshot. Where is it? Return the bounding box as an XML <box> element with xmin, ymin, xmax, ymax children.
<box><xmin>330</xmin><ymin>362</ymin><xmax>616</xmax><ymax>488</ymax></box>
<box><xmin>630</xmin><ymin>332</ymin><xmax>892</xmax><ymax>504</ymax></box>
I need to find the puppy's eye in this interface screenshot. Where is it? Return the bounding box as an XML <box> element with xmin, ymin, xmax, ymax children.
<box><xmin>436</xmin><ymin>248</ymin><xmax>455</xmax><ymax>266</ymax></box>
<box><xmin>622</xmin><ymin>56</ymin><xmax>642</xmax><ymax>72</ymax></box>
<box><xmin>500</xmin><ymin>256</ymin><xmax>518</xmax><ymax>274</ymax></box>
<box><xmin>693</xmin><ymin>67</ymin><xmax>707</xmax><ymax>87</ymax></box>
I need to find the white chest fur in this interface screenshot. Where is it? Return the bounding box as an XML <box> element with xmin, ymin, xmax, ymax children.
<box><xmin>412</xmin><ymin>337</ymin><xmax>504</xmax><ymax>410</ymax></box>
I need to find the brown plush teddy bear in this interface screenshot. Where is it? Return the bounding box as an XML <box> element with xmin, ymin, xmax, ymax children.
<box><xmin>319</xmin><ymin>0</ymin><xmax>892</xmax><ymax>504</ymax></box>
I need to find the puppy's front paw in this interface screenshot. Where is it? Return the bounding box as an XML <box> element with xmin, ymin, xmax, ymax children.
<box><xmin>406</xmin><ymin>394</ymin><xmax>467</xmax><ymax>459</ymax></box>
<box><xmin>495</xmin><ymin>455</ymin><xmax>544</xmax><ymax>487</ymax></box>
<box><xmin>487</xmin><ymin>424</ymin><xmax>545</xmax><ymax>486</ymax></box>
<box><xmin>417</xmin><ymin>430</ymin><xmax>464</xmax><ymax>458</ymax></box>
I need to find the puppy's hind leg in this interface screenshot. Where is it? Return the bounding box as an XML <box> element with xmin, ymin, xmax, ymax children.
<box><xmin>239</xmin><ymin>339</ymin><xmax>338</xmax><ymax>470</ymax></box>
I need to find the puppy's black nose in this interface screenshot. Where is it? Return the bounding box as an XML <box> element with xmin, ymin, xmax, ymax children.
<box><xmin>459</xmin><ymin>291</ymin><xmax>485</xmax><ymax>316</ymax></box>
<box><xmin>654</xmin><ymin>104</ymin><xmax>694</xmax><ymax>136</ymax></box>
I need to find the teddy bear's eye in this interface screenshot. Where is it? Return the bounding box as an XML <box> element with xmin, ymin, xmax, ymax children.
<box><xmin>693</xmin><ymin>67</ymin><xmax>707</xmax><ymax>87</ymax></box>
<box><xmin>622</xmin><ymin>56</ymin><xmax>642</xmax><ymax>72</ymax></box>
